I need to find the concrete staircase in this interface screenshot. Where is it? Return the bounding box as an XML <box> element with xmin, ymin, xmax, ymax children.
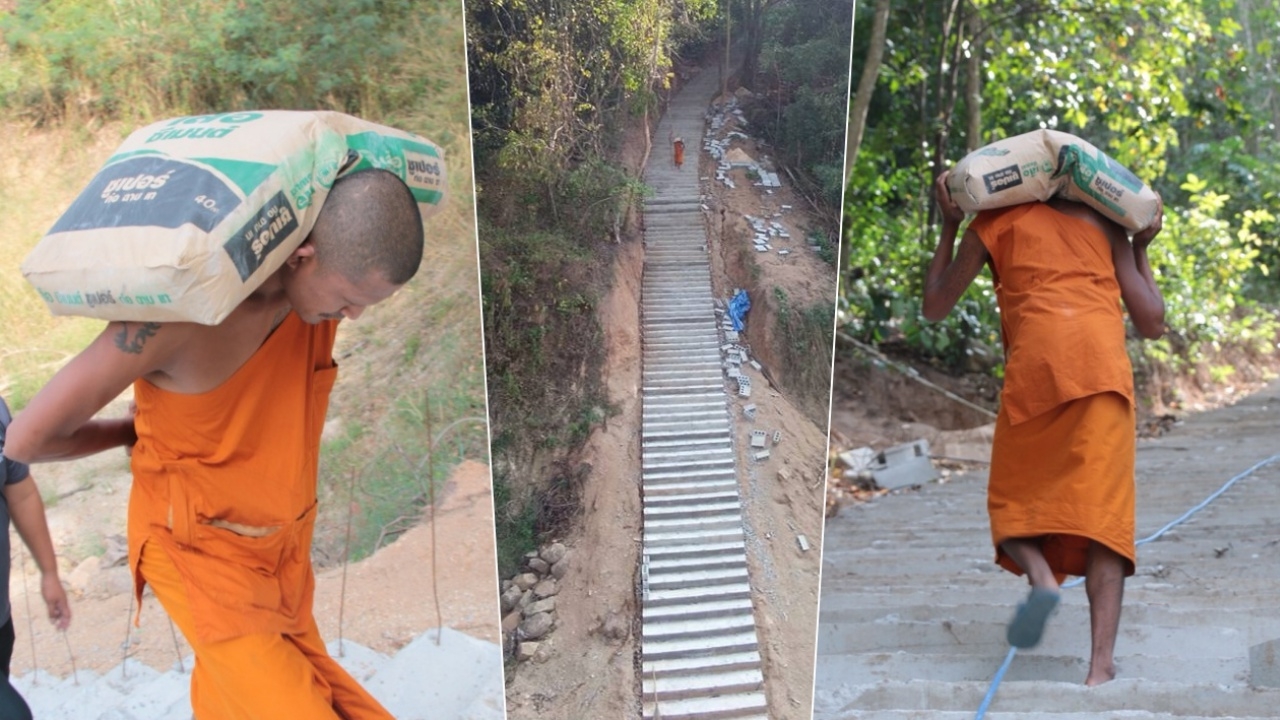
<box><xmin>639</xmin><ymin>65</ymin><xmax>768</xmax><ymax>720</ymax></box>
<box><xmin>15</xmin><ymin>627</ymin><xmax>505</xmax><ymax>720</ymax></box>
<box><xmin>817</xmin><ymin>381</ymin><xmax>1280</xmax><ymax>719</ymax></box>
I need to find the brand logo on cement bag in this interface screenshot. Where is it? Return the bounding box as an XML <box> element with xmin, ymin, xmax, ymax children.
<box><xmin>223</xmin><ymin>192</ymin><xmax>299</xmax><ymax>281</ymax></box>
<box><xmin>1056</xmin><ymin>145</ymin><xmax>1143</xmax><ymax>217</ymax></box>
<box><xmin>982</xmin><ymin>165</ymin><xmax>1024</xmax><ymax>194</ymax></box>
<box><xmin>50</xmin><ymin>157</ymin><xmax>243</xmax><ymax>233</ymax></box>
<box><xmin>404</xmin><ymin>150</ymin><xmax>443</xmax><ymax>188</ymax></box>
<box><xmin>144</xmin><ymin>112</ymin><xmax>266</xmax><ymax>143</ymax></box>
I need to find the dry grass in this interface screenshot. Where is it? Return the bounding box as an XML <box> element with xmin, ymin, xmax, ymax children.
<box><xmin>0</xmin><ymin>120</ymin><xmax>130</xmax><ymax>406</ymax></box>
<box><xmin>0</xmin><ymin>2</ymin><xmax>489</xmax><ymax>560</ymax></box>
<box><xmin>310</xmin><ymin>3</ymin><xmax>490</xmax><ymax>561</ymax></box>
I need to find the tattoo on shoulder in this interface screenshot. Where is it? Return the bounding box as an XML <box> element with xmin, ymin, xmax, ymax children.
<box><xmin>114</xmin><ymin>322</ymin><xmax>162</xmax><ymax>354</ymax></box>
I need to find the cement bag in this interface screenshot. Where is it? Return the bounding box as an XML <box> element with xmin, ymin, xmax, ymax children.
<box><xmin>946</xmin><ymin>129</ymin><xmax>1158</xmax><ymax>232</ymax></box>
<box><xmin>21</xmin><ymin>111</ymin><xmax>447</xmax><ymax>325</ymax></box>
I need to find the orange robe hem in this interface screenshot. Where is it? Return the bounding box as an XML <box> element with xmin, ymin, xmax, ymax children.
<box><xmin>989</xmin><ymin>391</ymin><xmax>1137</xmax><ymax>579</ymax></box>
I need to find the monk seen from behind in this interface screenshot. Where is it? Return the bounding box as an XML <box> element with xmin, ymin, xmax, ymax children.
<box><xmin>922</xmin><ymin>170</ymin><xmax>1166</xmax><ymax>686</ymax></box>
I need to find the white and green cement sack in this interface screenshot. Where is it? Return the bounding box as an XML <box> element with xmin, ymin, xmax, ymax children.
<box><xmin>21</xmin><ymin>110</ymin><xmax>447</xmax><ymax>325</ymax></box>
<box><xmin>946</xmin><ymin>129</ymin><xmax>1159</xmax><ymax>232</ymax></box>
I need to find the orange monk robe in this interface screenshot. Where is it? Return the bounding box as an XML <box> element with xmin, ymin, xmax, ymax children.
<box><xmin>128</xmin><ymin>313</ymin><xmax>392</xmax><ymax>719</ymax></box>
<box><xmin>674</xmin><ymin>138</ymin><xmax>685</xmax><ymax>168</ymax></box>
<box><xmin>968</xmin><ymin>203</ymin><xmax>1137</xmax><ymax>579</ymax></box>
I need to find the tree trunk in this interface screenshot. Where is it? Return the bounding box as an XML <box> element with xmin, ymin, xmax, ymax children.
<box><xmin>843</xmin><ymin>0</ymin><xmax>890</xmax><ymax>180</ymax></box>
<box><xmin>964</xmin><ymin>8</ymin><xmax>983</xmax><ymax>152</ymax></box>
<box><xmin>740</xmin><ymin>0</ymin><xmax>768</xmax><ymax>88</ymax></box>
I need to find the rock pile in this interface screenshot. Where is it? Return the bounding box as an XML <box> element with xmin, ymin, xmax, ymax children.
<box><xmin>499</xmin><ymin>541</ymin><xmax>569</xmax><ymax>664</ymax></box>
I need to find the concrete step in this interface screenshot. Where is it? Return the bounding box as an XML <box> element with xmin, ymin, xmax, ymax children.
<box><xmin>830</xmin><ymin>712</ymin><xmax>1279</xmax><ymax>720</ymax></box>
<box><xmin>814</xmin><ymin>679</ymin><xmax>1280</xmax><ymax>717</ymax></box>
<box><xmin>643</xmin><ymin>479</ymin><xmax>739</xmax><ymax>497</ymax></box>
<box><xmin>643</xmin><ymin>691</ymin><xmax>769</xmax><ymax>720</ymax></box>
<box><xmin>812</xmin><ymin>650</ymin><xmax>1248</xmax><ymax>685</ymax></box>
<box><xmin>18</xmin><ymin>630</ymin><xmax>505</xmax><ymax>720</ymax></box>
<box><xmin>817</xmin><ymin>617</ymin><xmax>1248</xmax><ymax>658</ymax></box>
<box><xmin>641</xmin><ymin>464</ymin><xmax>737</xmax><ymax>484</ymax></box>
<box><xmin>642</xmin><ymin>667</ymin><xmax>764</xmax><ymax>702</ymax></box>
<box><xmin>643</xmin><ymin>597</ymin><xmax>755</xmax><ymax>622</ymax></box>
<box><xmin>644</xmin><ymin>489</ymin><xmax>741</xmax><ymax>506</ymax></box>
<box><xmin>644</xmin><ymin>525</ymin><xmax>745</xmax><ymax>548</ymax></box>
<box><xmin>820</xmin><ymin>599</ymin><xmax>1280</xmax><ymax>638</ymax></box>
<box><xmin>643</xmin><ymin>499</ymin><xmax>743</xmax><ymax>520</ymax></box>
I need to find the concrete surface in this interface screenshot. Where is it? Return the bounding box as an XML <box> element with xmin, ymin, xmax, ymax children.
<box><xmin>817</xmin><ymin>380</ymin><xmax>1280</xmax><ymax>718</ymax></box>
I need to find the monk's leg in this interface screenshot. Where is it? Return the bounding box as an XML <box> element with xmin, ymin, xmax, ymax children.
<box><xmin>139</xmin><ymin>540</ymin><xmax>350</xmax><ymax>720</ymax></box>
<box><xmin>287</xmin><ymin>621</ymin><xmax>395</xmax><ymax>720</ymax></box>
<box><xmin>1084</xmin><ymin>541</ymin><xmax>1125</xmax><ymax>686</ymax></box>
<box><xmin>999</xmin><ymin>536</ymin><xmax>1059</xmax><ymax>591</ymax></box>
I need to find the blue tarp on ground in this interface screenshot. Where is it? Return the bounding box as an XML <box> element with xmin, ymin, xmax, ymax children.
<box><xmin>728</xmin><ymin>289</ymin><xmax>750</xmax><ymax>331</ymax></box>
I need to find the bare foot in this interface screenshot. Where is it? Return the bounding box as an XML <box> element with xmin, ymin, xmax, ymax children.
<box><xmin>1084</xmin><ymin>664</ymin><xmax>1116</xmax><ymax>686</ymax></box>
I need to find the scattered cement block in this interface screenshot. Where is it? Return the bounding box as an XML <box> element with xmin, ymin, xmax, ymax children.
<box><xmin>837</xmin><ymin>447</ymin><xmax>876</xmax><ymax>473</ymax></box>
<box><xmin>871</xmin><ymin>439</ymin><xmax>938</xmax><ymax>490</ymax></box>
<box><xmin>1252</xmin><ymin>639</ymin><xmax>1280</xmax><ymax>687</ymax></box>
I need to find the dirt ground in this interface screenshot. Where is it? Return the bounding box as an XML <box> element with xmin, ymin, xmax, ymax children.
<box><xmin>826</xmin><ymin>340</ymin><xmax>1280</xmax><ymax>514</ymax></box>
<box><xmin>701</xmin><ymin>102</ymin><xmax>830</xmax><ymax>720</ymax></box>
<box><xmin>8</xmin><ymin>457</ymin><xmax>500</xmax><ymax>679</ymax></box>
<box><xmin>501</xmin><ymin>236</ymin><xmax>645</xmax><ymax>720</ymax></box>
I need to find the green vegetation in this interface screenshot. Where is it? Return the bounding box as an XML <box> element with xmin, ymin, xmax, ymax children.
<box><xmin>0</xmin><ymin>0</ymin><xmax>488</xmax><ymax>559</ymax></box>
<box><xmin>469</xmin><ymin>0</ymin><xmax>722</xmax><ymax>577</ymax></box>
<box><xmin>750</xmin><ymin>0</ymin><xmax>854</xmax><ymax>213</ymax></box>
<box><xmin>772</xmin><ymin>286</ymin><xmax>835</xmax><ymax>416</ymax></box>
<box><xmin>319</xmin><ymin>390</ymin><xmax>488</xmax><ymax>562</ymax></box>
<box><xmin>843</xmin><ymin>0</ymin><xmax>1280</xmax><ymax>397</ymax></box>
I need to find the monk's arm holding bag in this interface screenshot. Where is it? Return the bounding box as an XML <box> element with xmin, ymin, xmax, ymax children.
<box><xmin>924</xmin><ymin>171</ymin><xmax>991</xmax><ymax>322</ymax></box>
<box><xmin>6</xmin><ymin>321</ymin><xmax>185</xmax><ymax>463</ymax></box>
<box><xmin>1111</xmin><ymin>193</ymin><xmax>1166</xmax><ymax>340</ymax></box>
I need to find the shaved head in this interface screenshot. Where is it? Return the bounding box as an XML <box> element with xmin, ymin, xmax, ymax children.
<box><xmin>310</xmin><ymin>168</ymin><xmax>424</xmax><ymax>285</ymax></box>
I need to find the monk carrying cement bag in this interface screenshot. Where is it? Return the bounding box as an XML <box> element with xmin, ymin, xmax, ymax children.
<box><xmin>946</xmin><ymin>129</ymin><xmax>1159</xmax><ymax>232</ymax></box>
<box><xmin>21</xmin><ymin>110</ymin><xmax>447</xmax><ymax>325</ymax></box>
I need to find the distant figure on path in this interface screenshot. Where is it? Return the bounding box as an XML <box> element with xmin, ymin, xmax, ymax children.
<box><xmin>922</xmin><ymin>170</ymin><xmax>1165</xmax><ymax>686</ymax></box>
<box><xmin>673</xmin><ymin>136</ymin><xmax>685</xmax><ymax>168</ymax></box>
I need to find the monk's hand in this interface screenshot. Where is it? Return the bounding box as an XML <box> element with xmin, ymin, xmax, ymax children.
<box><xmin>935</xmin><ymin>171</ymin><xmax>965</xmax><ymax>225</ymax></box>
<box><xmin>41</xmin><ymin>572</ymin><xmax>71</xmax><ymax>630</ymax></box>
<box><xmin>1133</xmin><ymin>193</ymin><xmax>1164</xmax><ymax>250</ymax></box>
<box><xmin>124</xmin><ymin>400</ymin><xmax>138</xmax><ymax>457</ymax></box>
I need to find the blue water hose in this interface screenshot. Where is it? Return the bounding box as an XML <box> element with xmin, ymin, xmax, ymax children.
<box><xmin>974</xmin><ymin>452</ymin><xmax>1280</xmax><ymax>719</ymax></box>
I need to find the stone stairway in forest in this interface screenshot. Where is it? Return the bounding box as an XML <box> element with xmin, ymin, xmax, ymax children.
<box><xmin>638</xmin><ymin>64</ymin><xmax>768</xmax><ymax>719</ymax></box>
<box><xmin>16</xmin><ymin>628</ymin><xmax>504</xmax><ymax>720</ymax></box>
<box><xmin>815</xmin><ymin>380</ymin><xmax>1280</xmax><ymax>719</ymax></box>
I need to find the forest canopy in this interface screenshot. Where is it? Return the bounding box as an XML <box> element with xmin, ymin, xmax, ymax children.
<box><xmin>842</xmin><ymin>0</ymin><xmax>1279</xmax><ymax>392</ymax></box>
